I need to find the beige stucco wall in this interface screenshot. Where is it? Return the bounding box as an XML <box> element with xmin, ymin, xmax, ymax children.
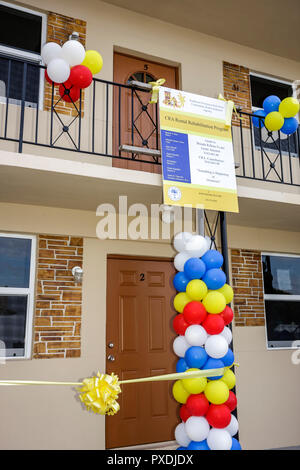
<box><xmin>1</xmin><ymin>0</ymin><xmax>300</xmax><ymax>451</ymax></box>
<box><xmin>0</xmin><ymin>202</ymin><xmax>299</xmax><ymax>449</ymax></box>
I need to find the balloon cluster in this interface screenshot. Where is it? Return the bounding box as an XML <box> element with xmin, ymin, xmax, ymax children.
<box><xmin>172</xmin><ymin>232</ymin><xmax>241</xmax><ymax>451</ymax></box>
<box><xmin>41</xmin><ymin>40</ymin><xmax>103</xmax><ymax>103</ymax></box>
<box><xmin>252</xmin><ymin>95</ymin><xmax>299</xmax><ymax>135</ymax></box>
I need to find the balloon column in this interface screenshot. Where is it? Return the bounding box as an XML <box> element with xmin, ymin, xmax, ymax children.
<box><xmin>252</xmin><ymin>95</ymin><xmax>299</xmax><ymax>135</ymax></box>
<box><xmin>172</xmin><ymin>233</ymin><xmax>241</xmax><ymax>451</ymax></box>
<box><xmin>41</xmin><ymin>40</ymin><xmax>103</xmax><ymax>103</ymax></box>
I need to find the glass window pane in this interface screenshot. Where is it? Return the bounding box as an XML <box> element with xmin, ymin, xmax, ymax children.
<box><xmin>0</xmin><ymin>58</ymin><xmax>40</xmax><ymax>106</ymax></box>
<box><xmin>250</xmin><ymin>75</ymin><xmax>292</xmax><ymax>109</ymax></box>
<box><xmin>265</xmin><ymin>300</ymin><xmax>300</xmax><ymax>348</ymax></box>
<box><xmin>0</xmin><ymin>5</ymin><xmax>42</xmax><ymax>54</ymax></box>
<box><xmin>0</xmin><ymin>237</ymin><xmax>32</xmax><ymax>288</ymax></box>
<box><xmin>262</xmin><ymin>255</ymin><xmax>300</xmax><ymax>295</ymax></box>
<box><xmin>0</xmin><ymin>295</ymin><xmax>27</xmax><ymax>356</ymax></box>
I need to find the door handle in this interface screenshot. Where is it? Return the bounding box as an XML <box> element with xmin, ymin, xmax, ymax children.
<box><xmin>107</xmin><ymin>354</ymin><xmax>115</xmax><ymax>362</ymax></box>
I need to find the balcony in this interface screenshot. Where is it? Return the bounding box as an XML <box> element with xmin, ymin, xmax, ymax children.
<box><xmin>0</xmin><ymin>53</ymin><xmax>299</xmax><ymax>219</ymax></box>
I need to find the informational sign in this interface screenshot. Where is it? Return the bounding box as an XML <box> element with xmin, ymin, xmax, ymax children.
<box><xmin>159</xmin><ymin>87</ymin><xmax>239</xmax><ymax>213</ymax></box>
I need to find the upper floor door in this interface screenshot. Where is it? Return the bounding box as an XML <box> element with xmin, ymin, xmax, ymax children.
<box><xmin>113</xmin><ymin>52</ymin><xmax>178</xmax><ymax>173</ymax></box>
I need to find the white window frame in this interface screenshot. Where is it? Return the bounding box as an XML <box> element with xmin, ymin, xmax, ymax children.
<box><xmin>0</xmin><ymin>1</ymin><xmax>47</xmax><ymax>110</ymax></box>
<box><xmin>250</xmin><ymin>71</ymin><xmax>296</xmax><ymax>112</ymax></box>
<box><xmin>262</xmin><ymin>251</ymin><xmax>300</xmax><ymax>350</ymax></box>
<box><xmin>0</xmin><ymin>232</ymin><xmax>36</xmax><ymax>359</ymax></box>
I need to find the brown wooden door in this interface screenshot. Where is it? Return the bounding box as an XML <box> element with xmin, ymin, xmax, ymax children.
<box><xmin>113</xmin><ymin>52</ymin><xmax>178</xmax><ymax>173</ymax></box>
<box><xmin>106</xmin><ymin>256</ymin><xmax>178</xmax><ymax>448</ymax></box>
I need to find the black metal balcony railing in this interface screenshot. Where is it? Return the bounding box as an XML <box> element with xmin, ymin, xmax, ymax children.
<box><xmin>0</xmin><ymin>53</ymin><xmax>299</xmax><ymax>186</ymax></box>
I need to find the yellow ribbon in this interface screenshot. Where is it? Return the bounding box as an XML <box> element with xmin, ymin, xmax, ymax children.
<box><xmin>0</xmin><ymin>364</ymin><xmax>239</xmax><ymax>416</ymax></box>
<box><xmin>149</xmin><ymin>78</ymin><xmax>166</xmax><ymax>104</ymax></box>
<box><xmin>218</xmin><ymin>93</ymin><xmax>241</xmax><ymax>126</ymax></box>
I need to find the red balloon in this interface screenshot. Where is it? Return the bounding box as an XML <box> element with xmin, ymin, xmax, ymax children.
<box><xmin>206</xmin><ymin>404</ymin><xmax>231</xmax><ymax>428</ymax></box>
<box><xmin>45</xmin><ymin>69</ymin><xmax>58</xmax><ymax>86</ymax></box>
<box><xmin>173</xmin><ymin>313</ymin><xmax>189</xmax><ymax>335</ymax></box>
<box><xmin>179</xmin><ymin>404</ymin><xmax>192</xmax><ymax>422</ymax></box>
<box><xmin>183</xmin><ymin>301</ymin><xmax>207</xmax><ymax>325</ymax></box>
<box><xmin>225</xmin><ymin>391</ymin><xmax>237</xmax><ymax>412</ymax></box>
<box><xmin>220</xmin><ymin>305</ymin><xmax>234</xmax><ymax>325</ymax></box>
<box><xmin>59</xmin><ymin>81</ymin><xmax>81</xmax><ymax>103</ymax></box>
<box><xmin>69</xmin><ymin>65</ymin><xmax>93</xmax><ymax>89</ymax></box>
<box><xmin>186</xmin><ymin>393</ymin><xmax>209</xmax><ymax>416</ymax></box>
<box><xmin>202</xmin><ymin>314</ymin><xmax>225</xmax><ymax>335</ymax></box>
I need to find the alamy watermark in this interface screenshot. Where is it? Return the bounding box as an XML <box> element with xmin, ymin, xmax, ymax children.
<box><xmin>96</xmin><ymin>196</ymin><xmax>199</xmax><ymax>240</ymax></box>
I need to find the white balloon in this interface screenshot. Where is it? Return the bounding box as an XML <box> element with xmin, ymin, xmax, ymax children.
<box><xmin>185</xmin><ymin>324</ymin><xmax>208</xmax><ymax>346</ymax></box>
<box><xmin>224</xmin><ymin>414</ymin><xmax>239</xmax><ymax>437</ymax></box>
<box><xmin>220</xmin><ymin>326</ymin><xmax>233</xmax><ymax>344</ymax></box>
<box><xmin>175</xmin><ymin>422</ymin><xmax>191</xmax><ymax>447</ymax></box>
<box><xmin>185</xmin><ymin>416</ymin><xmax>210</xmax><ymax>442</ymax></box>
<box><xmin>41</xmin><ymin>42</ymin><xmax>62</xmax><ymax>65</ymax></box>
<box><xmin>173</xmin><ymin>335</ymin><xmax>190</xmax><ymax>358</ymax></box>
<box><xmin>61</xmin><ymin>40</ymin><xmax>86</xmax><ymax>66</ymax></box>
<box><xmin>185</xmin><ymin>235</ymin><xmax>208</xmax><ymax>257</ymax></box>
<box><xmin>204</xmin><ymin>236</ymin><xmax>212</xmax><ymax>251</ymax></box>
<box><xmin>205</xmin><ymin>335</ymin><xmax>228</xmax><ymax>359</ymax></box>
<box><xmin>173</xmin><ymin>232</ymin><xmax>193</xmax><ymax>252</ymax></box>
<box><xmin>207</xmin><ymin>428</ymin><xmax>232</xmax><ymax>450</ymax></box>
<box><xmin>174</xmin><ymin>252</ymin><xmax>191</xmax><ymax>271</ymax></box>
<box><xmin>47</xmin><ymin>58</ymin><xmax>70</xmax><ymax>84</ymax></box>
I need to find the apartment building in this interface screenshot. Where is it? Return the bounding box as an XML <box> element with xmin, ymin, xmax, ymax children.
<box><xmin>0</xmin><ymin>0</ymin><xmax>299</xmax><ymax>450</ymax></box>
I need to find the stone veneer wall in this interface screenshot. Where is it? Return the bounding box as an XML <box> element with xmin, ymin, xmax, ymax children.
<box><xmin>33</xmin><ymin>234</ymin><xmax>83</xmax><ymax>358</ymax></box>
<box><xmin>223</xmin><ymin>61</ymin><xmax>252</xmax><ymax>127</ymax></box>
<box><xmin>231</xmin><ymin>248</ymin><xmax>265</xmax><ymax>326</ymax></box>
<box><xmin>44</xmin><ymin>11</ymin><xmax>87</xmax><ymax>116</ymax></box>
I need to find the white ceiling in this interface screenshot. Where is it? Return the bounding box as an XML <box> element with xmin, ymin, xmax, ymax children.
<box><xmin>102</xmin><ymin>0</ymin><xmax>300</xmax><ymax>62</ymax></box>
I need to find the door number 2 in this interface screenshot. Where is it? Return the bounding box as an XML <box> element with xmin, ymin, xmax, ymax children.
<box><xmin>140</xmin><ymin>273</ymin><xmax>145</xmax><ymax>281</ymax></box>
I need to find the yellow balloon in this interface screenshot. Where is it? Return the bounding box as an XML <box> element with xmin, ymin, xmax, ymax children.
<box><xmin>202</xmin><ymin>291</ymin><xmax>226</xmax><ymax>314</ymax></box>
<box><xmin>186</xmin><ymin>279</ymin><xmax>208</xmax><ymax>301</ymax></box>
<box><xmin>279</xmin><ymin>97</ymin><xmax>300</xmax><ymax>118</ymax></box>
<box><xmin>264</xmin><ymin>111</ymin><xmax>284</xmax><ymax>131</ymax></box>
<box><xmin>221</xmin><ymin>369</ymin><xmax>236</xmax><ymax>390</ymax></box>
<box><xmin>204</xmin><ymin>380</ymin><xmax>229</xmax><ymax>405</ymax></box>
<box><xmin>172</xmin><ymin>380</ymin><xmax>190</xmax><ymax>404</ymax></box>
<box><xmin>217</xmin><ymin>283</ymin><xmax>234</xmax><ymax>304</ymax></box>
<box><xmin>182</xmin><ymin>368</ymin><xmax>207</xmax><ymax>394</ymax></box>
<box><xmin>173</xmin><ymin>292</ymin><xmax>191</xmax><ymax>313</ymax></box>
<box><xmin>82</xmin><ymin>50</ymin><xmax>103</xmax><ymax>75</ymax></box>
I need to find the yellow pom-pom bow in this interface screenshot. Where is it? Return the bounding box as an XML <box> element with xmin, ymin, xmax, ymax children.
<box><xmin>78</xmin><ymin>372</ymin><xmax>121</xmax><ymax>415</ymax></box>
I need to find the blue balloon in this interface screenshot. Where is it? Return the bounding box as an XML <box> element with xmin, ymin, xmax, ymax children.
<box><xmin>201</xmin><ymin>249</ymin><xmax>224</xmax><ymax>270</ymax></box>
<box><xmin>176</xmin><ymin>446</ymin><xmax>187</xmax><ymax>450</ymax></box>
<box><xmin>173</xmin><ymin>272</ymin><xmax>190</xmax><ymax>292</ymax></box>
<box><xmin>185</xmin><ymin>346</ymin><xmax>208</xmax><ymax>369</ymax></box>
<box><xmin>187</xmin><ymin>440</ymin><xmax>210</xmax><ymax>450</ymax></box>
<box><xmin>263</xmin><ymin>95</ymin><xmax>281</xmax><ymax>114</ymax></box>
<box><xmin>221</xmin><ymin>348</ymin><xmax>235</xmax><ymax>367</ymax></box>
<box><xmin>202</xmin><ymin>268</ymin><xmax>226</xmax><ymax>290</ymax></box>
<box><xmin>184</xmin><ymin>258</ymin><xmax>206</xmax><ymax>280</ymax></box>
<box><xmin>281</xmin><ymin>117</ymin><xmax>298</xmax><ymax>135</ymax></box>
<box><xmin>231</xmin><ymin>438</ymin><xmax>242</xmax><ymax>450</ymax></box>
<box><xmin>252</xmin><ymin>109</ymin><xmax>266</xmax><ymax>128</ymax></box>
<box><xmin>176</xmin><ymin>358</ymin><xmax>189</xmax><ymax>373</ymax></box>
<box><xmin>202</xmin><ymin>357</ymin><xmax>224</xmax><ymax>380</ymax></box>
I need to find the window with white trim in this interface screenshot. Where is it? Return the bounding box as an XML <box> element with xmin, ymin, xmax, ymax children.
<box><xmin>250</xmin><ymin>72</ymin><xmax>297</xmax><ymax>155</ymax></box>
<box><xmin>0</xmin><ymin>1</ymin><xmax>46</xmax><ymax>109</ymax></box>
<box><xmin>0</xmin><ymin>233</ymin><xmax>36</xmax><ymax>358</ymax></box>
<box><xmin>262</xmin><ymin>253</ymin><xmax>300</xmax><ymax>349</ymax></box>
